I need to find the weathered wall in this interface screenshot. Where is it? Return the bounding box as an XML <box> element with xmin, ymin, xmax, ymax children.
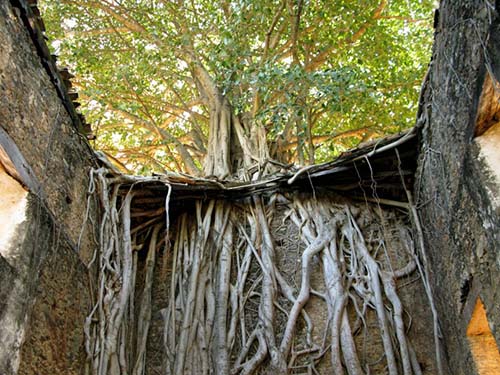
<box><xmin>0</xmin><ymin>196</ymin><xmax>93</xmax><ymax>375</ymax></box>
<box><xmin>0</xmin><ymin>1</ymin><xmax>98</xmax><ymax>374</ymax></box>
<box><xmin>15</xmin><ymin>199</ymin><xmax>93</xmax><ymax>375</ymax></box>
<box><xmin>0</xmin><ymin>0</ymin><xmax>97</xmax><ymax>248</ymax></box>
<box><xmin>416</xmin><ymin>1</ymin><xmax>500</xmax><ymax>374</ymax></box>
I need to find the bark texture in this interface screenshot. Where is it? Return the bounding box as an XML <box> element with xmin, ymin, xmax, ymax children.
<box><xmin>415</xmin><ymin>1</ymin><xmax>500</xmax><ymax>374</ymax></box>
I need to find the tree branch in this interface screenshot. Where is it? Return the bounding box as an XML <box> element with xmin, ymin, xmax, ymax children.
<box><xmin>305</xmin><ymin>0</ymin><xmax>387</xmax><ymax>71</ymax></box>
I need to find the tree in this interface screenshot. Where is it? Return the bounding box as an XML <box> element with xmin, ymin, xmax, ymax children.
<box><xmin>40</xmin><ymin>0</ymin><xmax>433</xmax><ymax>177</ymax></box>
<box><xmin>37</xmin><ymin>2</ymin><xmax>443</xmax><ymax>375</ymax></box>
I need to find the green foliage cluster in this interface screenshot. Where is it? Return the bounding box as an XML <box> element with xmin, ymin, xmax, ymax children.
<box><xmin>40</xmin><ymin>0</ymin><xmax>434</xmax><ymax>174</ymax></box>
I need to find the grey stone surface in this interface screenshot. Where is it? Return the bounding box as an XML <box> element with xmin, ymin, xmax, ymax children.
<box><xmin>0</xmin><ymin>0</ymin><xmax>97</xmax><ymax>252</ymax></box>
<box><xmin>0</xmin><ymin>1</ymin><xmax>98</xmax><ymax>374</ymax></box>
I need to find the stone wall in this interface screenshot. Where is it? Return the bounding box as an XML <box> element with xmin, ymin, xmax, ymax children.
<box><xmin>1</xmin><ymin>196</ymin><xmax>93</xmax><ymax>375</ymax></box>
<box><xmin>0</xmin><ymin>1</ymin><xmax>98</xmax><ymax>374</ymax></box>
<box><xmin>415</xmin><ymin>1</ymin><xmax>500</xmax><ymax>374</ymax></box>
<box><xmin>0</xmin><ymin>0</ymin><xmax>97</xmax><ymax>249</ymax></box>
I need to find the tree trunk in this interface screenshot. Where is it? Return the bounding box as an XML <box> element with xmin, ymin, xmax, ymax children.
<box><xmin>203</xmin><ymin>96</ymin><xmax>233</xmax><ymax>179</ymax></box>
<box><xmin>415</xmin><ymin>1</ymin><xmax>500</xmax><ymax>374</ymax></box>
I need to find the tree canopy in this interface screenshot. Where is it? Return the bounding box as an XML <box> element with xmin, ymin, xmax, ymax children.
<box><xmin>40</xmin><ymin>0</ymin><xmax>434</xmax><ymax>177</ymax></box>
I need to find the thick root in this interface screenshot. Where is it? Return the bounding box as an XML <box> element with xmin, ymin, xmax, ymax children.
<box><xmin>86</xmin><ymin>169</ymin><xmax>426</xmax><ymax>375</ymax></box>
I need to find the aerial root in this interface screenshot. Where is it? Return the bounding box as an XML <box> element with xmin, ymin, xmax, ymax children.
<box><xmin>86</xmin><ymin>168</ymin><xmax>425</xmax><ymax>375</ymax></box>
